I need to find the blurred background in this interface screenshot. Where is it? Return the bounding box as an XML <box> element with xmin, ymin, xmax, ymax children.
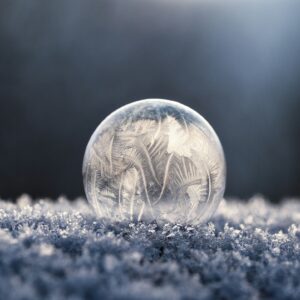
<box><xmin>0</xmin><ymin>0</ymin><xmax>299</xmax><ymax>202</ymax></box>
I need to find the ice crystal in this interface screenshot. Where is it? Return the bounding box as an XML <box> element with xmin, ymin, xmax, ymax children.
<box><xmin>0</xmin><ymin>195</ymin><xmax>299</xmax><ymax>299</ymax></box>
<box><xmin>83</xmin><ymin>99</ymin><xmax>226</xmax><ymax>223</ymax></box>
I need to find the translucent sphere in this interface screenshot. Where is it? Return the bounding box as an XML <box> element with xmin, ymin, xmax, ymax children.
<box><xmin>83</xmin><ymin>99</ymin><xmax>226</xmax><ymax>223</ymax></box>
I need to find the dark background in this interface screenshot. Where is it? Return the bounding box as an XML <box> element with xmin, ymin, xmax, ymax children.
<box><xmin>0</xmin><ymin>0</ymin><xmax>299</xmax><ymax>201</ymax></box>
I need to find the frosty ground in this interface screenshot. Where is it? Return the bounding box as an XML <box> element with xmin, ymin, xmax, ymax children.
<box><xmin>0</xmin><ymin>196</ymin><xmax>299</xmax><ymax>300</ymax></box>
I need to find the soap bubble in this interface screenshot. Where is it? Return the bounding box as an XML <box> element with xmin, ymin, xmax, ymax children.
<box><xmin>83</xmin><ymin>99</ymin><xmax>226</xmax><ymax>223</ymax></box>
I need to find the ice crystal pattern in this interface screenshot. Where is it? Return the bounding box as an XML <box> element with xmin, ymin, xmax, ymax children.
<box><xmin>0</xmin><ymin>196</ymin><xmax>299</xmax><ymax>300</ymax></box>
<box><xmin>83</xmin><ymin>99</ymin><xmax>226</xmax><ymax>223</ymax></box>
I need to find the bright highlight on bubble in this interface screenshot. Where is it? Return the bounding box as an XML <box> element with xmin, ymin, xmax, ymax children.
<box><xmin>83</xmin><ymin>99</ymin><xmax>226</xmax><ymax>223</ymax></box>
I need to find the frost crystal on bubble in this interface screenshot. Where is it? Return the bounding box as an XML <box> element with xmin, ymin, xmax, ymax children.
<box><xmin>83</xmin><ymin>99</ymin><xmax>226</xmax><ymax>223</ymax></box>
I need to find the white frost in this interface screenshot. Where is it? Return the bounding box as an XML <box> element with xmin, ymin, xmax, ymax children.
<box><xmin>0</xmin><ymin>195</ymin><xmax>299</xmax><ymax>300</ymax></box>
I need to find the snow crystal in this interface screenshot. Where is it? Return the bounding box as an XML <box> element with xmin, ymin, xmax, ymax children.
<box><xmin>0</xmin><ymin>195</ymin><xmax>299</xmax><ymax>300</ymax></box>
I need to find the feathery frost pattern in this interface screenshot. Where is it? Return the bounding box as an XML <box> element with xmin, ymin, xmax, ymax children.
<box><xmin>83</xmin><ymin>100</ymin><xmax>226</xmax><ymax>223</ymax></box>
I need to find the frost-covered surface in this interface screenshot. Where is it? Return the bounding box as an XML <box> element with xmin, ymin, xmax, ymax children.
<box><xmin>0</xmin><ymin>196</ymin><xmax>299</xmax><ymax>300</ymax></box>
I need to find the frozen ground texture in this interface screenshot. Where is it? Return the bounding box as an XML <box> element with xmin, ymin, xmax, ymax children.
<box><xmin>0</xmin><ymin>196</ymin><xmax>299</xmax><ymax>300</ymax></box>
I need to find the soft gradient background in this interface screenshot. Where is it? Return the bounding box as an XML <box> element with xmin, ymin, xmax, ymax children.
<box><xmin>0</xmin><ymin>0</ymin><xmax>299</xmax><ymax>201</ymax></box>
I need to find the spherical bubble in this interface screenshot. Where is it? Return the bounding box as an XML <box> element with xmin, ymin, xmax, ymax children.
<box><xmin>83</xmin><ymin>99</ymin><xmax>226</xmax><ymax>223</ymax></box>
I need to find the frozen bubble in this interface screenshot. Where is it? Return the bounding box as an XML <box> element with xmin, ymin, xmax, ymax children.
<box><xmin>83</xmin><ymin>99</ymin><xmax>226</xmax><ymax>223</ymax></box>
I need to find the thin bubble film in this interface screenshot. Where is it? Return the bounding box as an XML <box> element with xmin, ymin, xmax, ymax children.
<box><xmin>83</xmin><ymin>99</ymin><xmax>226</xmax><ymax>223</ymax></box>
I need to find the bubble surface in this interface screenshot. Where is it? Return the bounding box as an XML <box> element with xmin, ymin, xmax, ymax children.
<box><xmin>83</xmin><ymin>99</ymin><xmax>226</xmax><ymax>223</ymax></box>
